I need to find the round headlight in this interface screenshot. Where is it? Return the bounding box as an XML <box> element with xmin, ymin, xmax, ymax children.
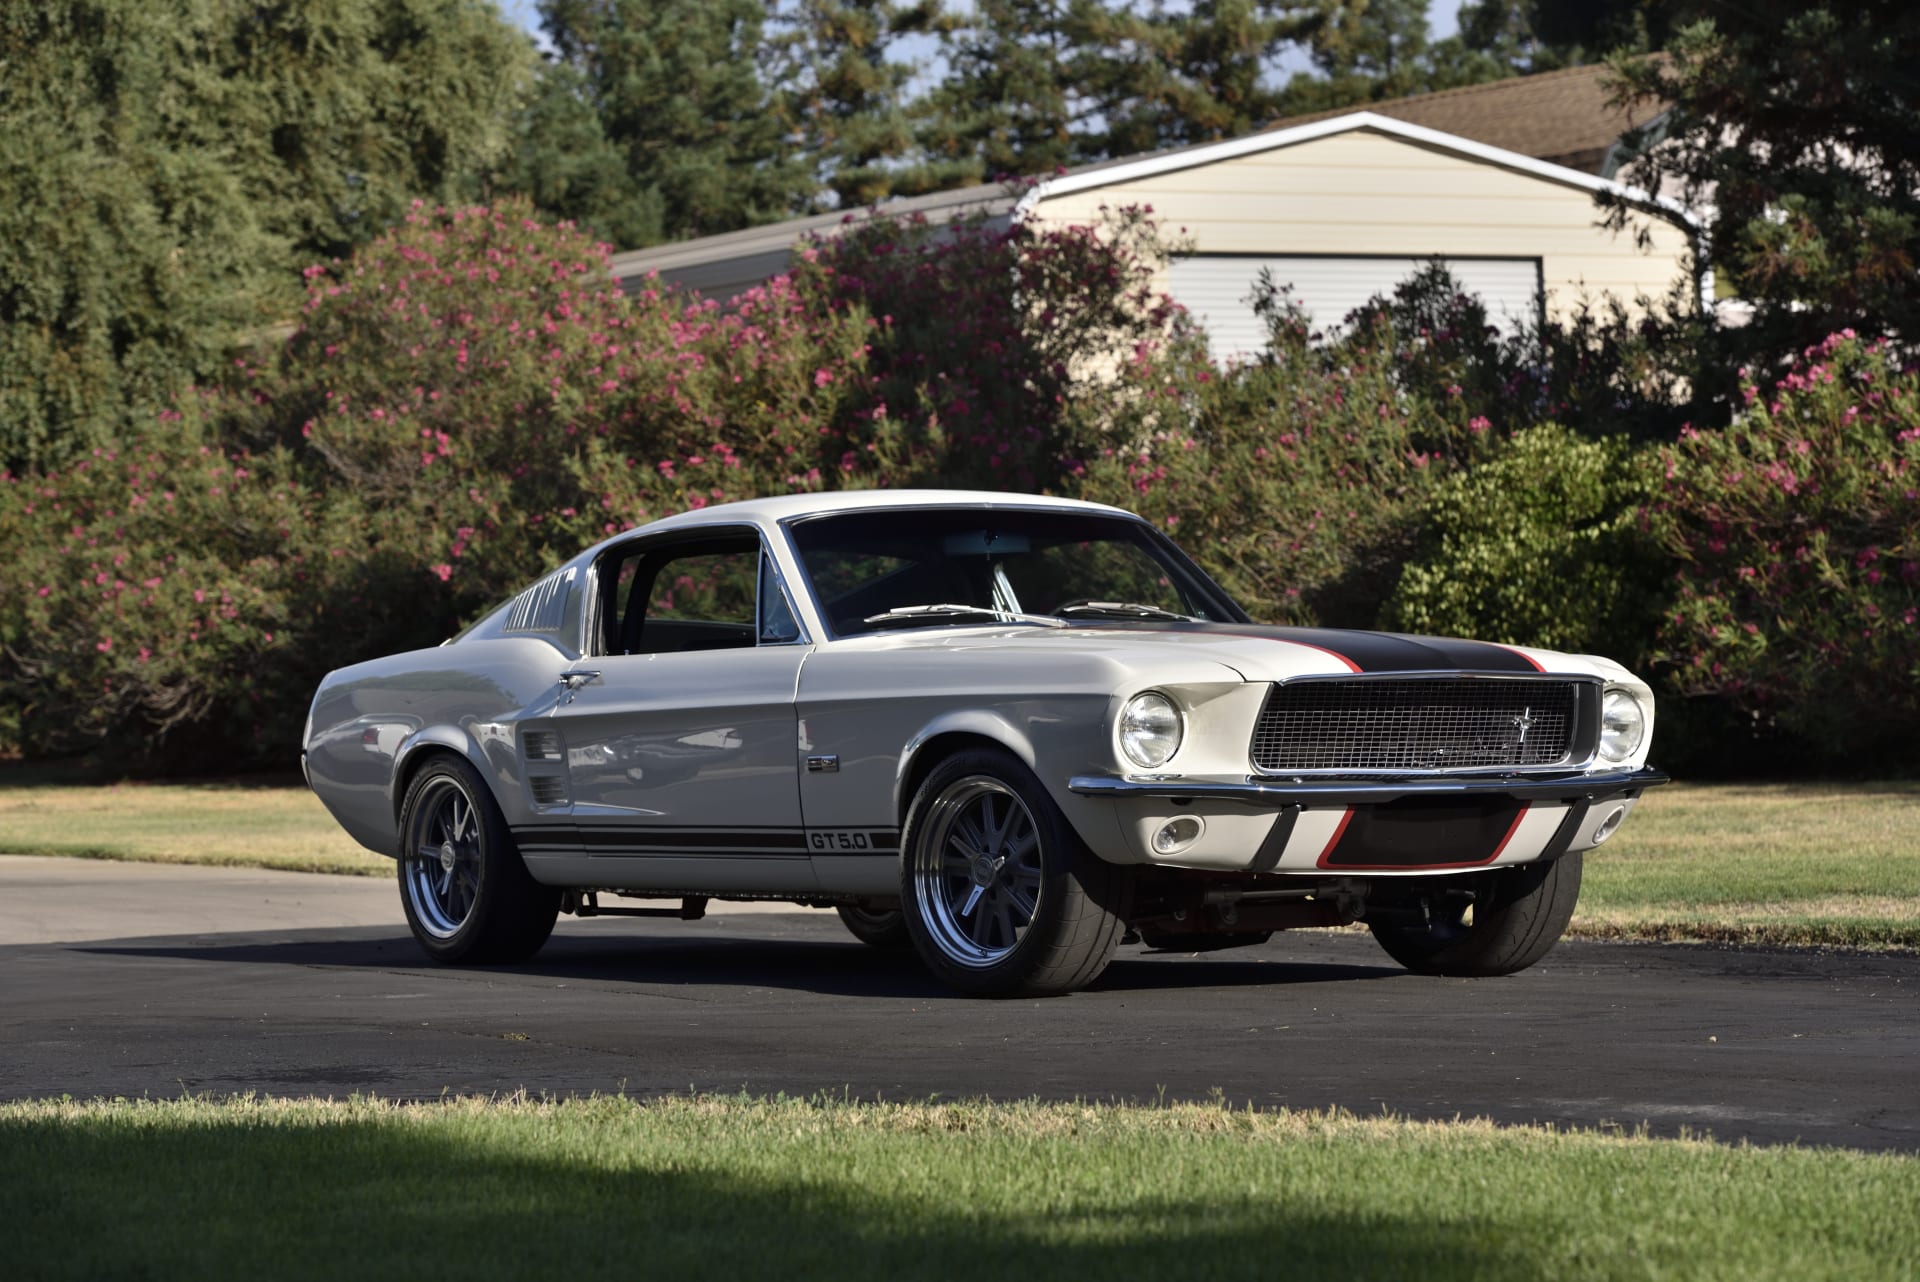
<box><xmin>1599</xmin><ymin>690</ymin><xmax>1647</xmax><ymax>763</ymax></box>
<box><xmin>1120</xmin><ymin>692</ymin><xmax>1183</xmax><ymax>769</ymax></box>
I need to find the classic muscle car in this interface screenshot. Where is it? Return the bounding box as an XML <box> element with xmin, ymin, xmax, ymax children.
<box><xmin>303</xmin><ymin>490</ymin><xmax>1667</xmax><ymax>996</ymax></box>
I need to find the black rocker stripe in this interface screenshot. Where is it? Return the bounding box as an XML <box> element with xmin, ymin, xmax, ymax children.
<box><xmin>579</xmin><ymin>828</ymin><xmax>810</xmax><ymax>851</ymax></box>
<box><xmin>1103</xmin><ymin>621</ymin><xmax>1543</xmax><ymax>674</ymax></box>
<box><xmin>511</xmin><ymin>826</ymin><xmax>901</xmax><ymax>856</ymax></box>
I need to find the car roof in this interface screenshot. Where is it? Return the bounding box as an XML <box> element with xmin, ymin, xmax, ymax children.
<box><xmin>622</xmin><ymin>488</ymin><xmax>1134</xmax><ymax>537</ymax></box>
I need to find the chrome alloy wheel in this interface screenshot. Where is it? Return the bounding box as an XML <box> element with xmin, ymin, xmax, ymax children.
<box><xmin>401</xmin><ymin>775</ymin><xmax>484</xmax><ymax>939</ymax></box>
<box><xmin>909</xmin><ymin>776</ymin><xmax>1046</xmax><ymax>968</ymax></box>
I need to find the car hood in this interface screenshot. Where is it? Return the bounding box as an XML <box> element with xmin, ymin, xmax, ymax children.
<box><xmin>845</xmin><ymin>621</ymin><xmax>1635</xmax><ymax>687</ymax></box>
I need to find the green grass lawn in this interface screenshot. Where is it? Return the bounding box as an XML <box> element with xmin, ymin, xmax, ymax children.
<box><xmin>0</xmin><ymin>776</ymin><xmax>388</xmax><ymax>875</ymax></box>
<box><xmin>1</xmin><ymin>777</ymin><xmax>1915</xmax><ymax>948</ymax></box>
<box><xmin>7</xmin><ymin>1095</ymin><xmax>1916</xmax><ymax>1282</ymax></box>
<box><xmin>1577</xmin><ymin>782</ymin><xmax>1920</xmax><ymax>949</ymax></box>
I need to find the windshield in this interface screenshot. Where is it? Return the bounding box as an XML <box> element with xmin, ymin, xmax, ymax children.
<box><xmin>786</xmin><ymin>507</ymin><xmax>1246</xmax><ymax>637</ymax></box>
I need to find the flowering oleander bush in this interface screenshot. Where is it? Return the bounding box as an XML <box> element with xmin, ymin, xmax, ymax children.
<box><xmin>5</xmin><ymin>188</ymin><xmax>1911</xmax><ymax>775</ymax></box>
<box><xmin>1652</xmin><ymin>331</ymin><xmax>1920</xmax><ymax>760</ymax></box>
<box><xmin>0</xmin><ymin>201</ymin><xmax>1190</xmax><ymax>765</ymax></box>
<box><xmin>0</xmin><ymin>434</ymin><xmax>388</xmax><ymax>756</ymax></box>
<box><xmin>800</xmin><ymin>203</ymin><xmax>1190</xmax><ymax>492</ymax></box>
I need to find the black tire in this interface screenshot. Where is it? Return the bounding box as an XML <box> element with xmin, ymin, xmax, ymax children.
<box><xmin>1369</xmin><ymin>853</ymin><xmax>1583</xmax><ymax>977</ymax></box>
<box><xmin>899</xmin><ymin>748</ymin><xmax>1132</xmax><ymax>997</ymax></box>
<box><xmin>396</xmin><ymin>754</ymin><xmax>560</xmax><ymax>964</ymax></box>
<box><xmin>835</xmin><ymin>901</ymin><xmax>913</xmax><ymax>950</ymax></box>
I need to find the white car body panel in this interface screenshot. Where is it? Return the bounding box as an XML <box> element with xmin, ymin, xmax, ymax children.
<box><xmin>303</xmin><ymin>489</ymin><xmax>1664</xmax><ymax>909</ymax></box>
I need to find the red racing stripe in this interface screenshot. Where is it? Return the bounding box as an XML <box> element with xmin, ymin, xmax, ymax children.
<box><xmin>1314</xmin><ymin>809</ymin><xmax>1357</xmax><ymax>863</ymax></box>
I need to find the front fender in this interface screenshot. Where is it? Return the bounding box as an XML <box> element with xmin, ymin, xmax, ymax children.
<box><xmin>893</xmin><ymin>709</ymin><xmax>1040</xmax><ymax>820</ymax></box>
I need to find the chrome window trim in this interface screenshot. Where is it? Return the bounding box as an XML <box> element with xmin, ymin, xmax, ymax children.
<box><xmin>756</xmin><ymin>550</ymin><xmax>812</xmax><ymax>648</ymax></box>
<box><xmin>1246</xmin><ymin>672</ymin><xmax>1603</xmax><ymax>777</ymax></box>
<box><xmin>775</xmin><ymin>504</ymin><xmax>1246</xmax><ymax>642</ymax></box>
<box><xmin>580</xmin><ymin>523</ymin><xmax>813</xmax><ymax>658</ymax></box>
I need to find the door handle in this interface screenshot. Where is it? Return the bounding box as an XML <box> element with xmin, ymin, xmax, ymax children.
<box><xmin>558</xmin><ymin>670</ymin><xmax>602</xmax><ymax>703</ymax></box>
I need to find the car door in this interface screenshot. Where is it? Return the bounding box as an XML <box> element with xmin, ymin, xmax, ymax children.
<box><xmin>554</xmin><ymin>527</ymin><xmax>818</xmax><ymax>893</ymax></box>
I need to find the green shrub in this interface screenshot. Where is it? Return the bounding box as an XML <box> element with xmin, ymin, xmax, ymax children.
<box><xmin>1069</xmin><ymin>273</ymin><xmax>1506</xmax><ymax>625</ymax></box>
<box><xmin>1651</xmin><ymin>330</ymin><xmax>1920</xmax><ymax>762</ymax></box>
<box><xmin>1385</xmin><ymin>423</ymin><xmax>1666</xmax><ymax>657</ymax></box>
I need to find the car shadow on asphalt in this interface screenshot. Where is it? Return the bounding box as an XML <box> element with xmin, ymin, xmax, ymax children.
<box><xmin>72</xmin><ymin>924</ymin><xmax>1406</xmax><ymax>999</ymax></box>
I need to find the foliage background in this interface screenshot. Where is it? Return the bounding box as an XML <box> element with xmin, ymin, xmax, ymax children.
<box><xmin>3</xmin><ymin>0</ymin><xmax>1917</xmax><ymax>776</ymax></box>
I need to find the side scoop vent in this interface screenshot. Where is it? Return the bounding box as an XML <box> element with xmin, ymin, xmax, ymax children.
<box><xmin>522</xmin><ymin>731</ymin><xmax>561</xmax><ymax>761</ymax></box>
<box><xmin>528</xmin><ymin>775</ymin><xmax>568</xmax><ymax>807</ymax></box>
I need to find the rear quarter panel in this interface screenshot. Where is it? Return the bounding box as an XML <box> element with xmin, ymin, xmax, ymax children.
<box><xmin>304</xmin><ymin>638</ymin><xmax>567</xmax><ymax>856</ymax></box>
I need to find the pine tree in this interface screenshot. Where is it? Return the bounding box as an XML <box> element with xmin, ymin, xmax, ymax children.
<box><xmin>538</xmin><ymin>0</ymin><xmax>812</xmax><ymax>242</ymax></box>
<box><xmin>1093</xmin><ymin>0</ymin><xmax>1323</xmax><ymax>156</ymax></box>
<box><xmin>918</xmin><ymin>0</ymin><xmax>1102</xmax><ymax>180</ymax></box>
<box><xmin>767</xmin><ymin>1</ymin><xmax>972</xmax><ymax>206</ymax></box>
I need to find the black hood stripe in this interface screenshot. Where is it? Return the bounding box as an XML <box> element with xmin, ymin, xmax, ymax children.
<box><xmin>1094</xmin><ymin>622</ymin><xmax>1543</xmax><ymax>674</ymax></box>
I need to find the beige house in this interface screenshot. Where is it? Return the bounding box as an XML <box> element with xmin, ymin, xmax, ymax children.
<box><xmin>611</xmin><ymin>108</ymin><xmax>1698</xmax><ymax>359</ymax></box>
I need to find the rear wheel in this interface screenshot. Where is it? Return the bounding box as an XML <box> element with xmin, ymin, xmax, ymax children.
<box><xmin>900</xmin><ymin>748</ymin><xmax>1131</xmax><ymax>997</ymax></box>
<box><xmin>1369</xmin><ymin>853</ymin><xmax>1583</xmax><ymax>977</ymax></box>
<box><xmin>835</xmin><ymin>901</ymin><xmax>912</xmax><ymax>950</ymax></box>
<box><xmin>397</xmin><ymin>755</ymin><xmax>560</xmax><ymax>964</ymax></box>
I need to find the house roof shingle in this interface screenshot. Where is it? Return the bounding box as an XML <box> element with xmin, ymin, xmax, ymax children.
<box><xmin>1262</xmin><ymin>62</ymin><xmax>1668</xmax><ymax>174</ymax></box>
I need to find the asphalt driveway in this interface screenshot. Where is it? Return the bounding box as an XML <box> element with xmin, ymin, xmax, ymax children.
<box><xmin>2</xmin><ymin>855</ymin><xmax>1914</xmax><ymax>1150</ymax></box>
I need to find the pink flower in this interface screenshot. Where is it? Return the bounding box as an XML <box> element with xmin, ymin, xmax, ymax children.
<box><xmin>813</xmin><ymin>368</ymin><xmax>835</xmax><ymax>388</ymax></box>
<box><xmin>96</xmin><ymin>637</ymin><xmax>112</xmax><ymax>653</ymax></box>
<box><xmin>430</xmin><ymin>564</ymin><xmax>453</xmax><ymax>582</ymax></box>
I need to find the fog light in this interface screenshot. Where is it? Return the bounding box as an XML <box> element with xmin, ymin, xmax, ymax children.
<box><xmin>1590</xmin><ymin>805</ymin><xmax>1626</xmax><ymax>846</ymax></box>
<box><xmin>1152</xmin><ymin>816</ymin><xmax>1205</xmax><ymax>856</ymax></box>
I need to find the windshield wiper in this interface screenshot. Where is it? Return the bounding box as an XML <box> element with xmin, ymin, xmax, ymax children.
<box><xmin>1054</xmin><ymin>601</ymin><xmax>1194</xmax><ymax>621</ymax></box>
<box><xmin>862</xmin><ymin>603</ymin><xmax>1066</xmax><ymax>629</ymax></box>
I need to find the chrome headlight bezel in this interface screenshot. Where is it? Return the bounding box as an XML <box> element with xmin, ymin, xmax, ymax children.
<box><xmin>1598</xmin><ymin>688</ymin><xmax>1648</xmax><ymax>764</ymax></box>
<box><xmin>1118</xmin><ymin>691</ymin><xmax>1184</xmax><ymax>769</ymax></box>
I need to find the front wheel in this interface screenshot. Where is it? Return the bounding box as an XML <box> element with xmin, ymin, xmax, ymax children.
<box><xmin>397</xmin><ymin>755</ymin><xmax>560</xmax><ymax>964</ymax></box>
<box><xmin>900</xmin><ymin>748</ymin><xmax>1131</xmax><ymax>997</ymax></box>
<box><xmin>1369</xmin><ymin>853</ymin><xmax>1583</xmax><ymax>977</ymax></box>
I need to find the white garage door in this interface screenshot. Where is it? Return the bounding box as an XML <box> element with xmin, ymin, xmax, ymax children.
<box><xmin>1169</xmin><ymin>255</ymin><xmax>1543</xmax><ymax>360</ymax></box>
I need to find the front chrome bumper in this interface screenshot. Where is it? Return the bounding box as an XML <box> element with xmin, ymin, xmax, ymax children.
<box><xmin>1067</xmin><ymin>766</ymin><xmax>1669</xmax><ymax>808</ymax></box>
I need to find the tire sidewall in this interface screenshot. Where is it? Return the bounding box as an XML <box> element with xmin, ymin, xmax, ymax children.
<box><xmin>396</xmin><ymin>755</ymin><xmax>545</xmax><ymax>963</ymax></box>
<box><xmin>1371</xmin><ymin>853</ymin><xmax>1583</xmax><ymax>977</ymax></box>
<box><xmin>897</xmin><ymin>748</ymin><xmax>1088</xmax><ymax>995</ymax></box>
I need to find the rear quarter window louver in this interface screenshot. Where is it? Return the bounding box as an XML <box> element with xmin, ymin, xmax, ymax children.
<box><xmin>503</xmin><ymin>567</ymin><xmax>575</xmax><ymax>634</ymax></box>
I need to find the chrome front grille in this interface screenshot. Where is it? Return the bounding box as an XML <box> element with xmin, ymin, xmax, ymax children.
<box><xmin>1250</xmin><ymin>679</ymin><xmax>1582</xmax><ymax>773</ymax></box>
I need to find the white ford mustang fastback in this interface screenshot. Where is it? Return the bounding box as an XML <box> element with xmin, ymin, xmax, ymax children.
<box><xmin>303</xmin><ymin>490</ymin><xmax>1667</xmax><ymax>996</ymax></box>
